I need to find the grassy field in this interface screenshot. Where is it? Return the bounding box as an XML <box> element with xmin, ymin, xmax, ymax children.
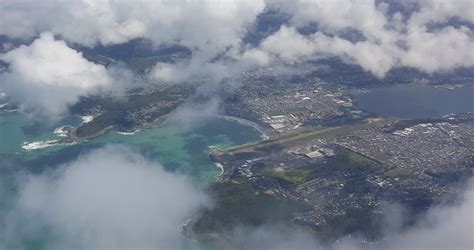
<box><xmin>384</xmin><ymin>168</ymin><xmax>412</xmax><ymax>178</ymax></box>
<box><xmin>262</xmin><ymin>168</ymin><xmax>316</xmax><ymax>184</ymax></box>
<box><xmin>319</xmin><ymin>83</ymin><xmax>341</xmax><ymax>92</ymax></box>
<box><xmin>465</xmin><ymin>139</ymin><xmax>474</xmax><ymax>149</ymax></box>
<box><xmin>257</xmin><ymin>146</ymin><xmax>381</xmax><ymax>186</ymax></box>
<box><xmin>335</xmin><ymin>147</ymin><xmax>379</xmax><ymax>170</ymax></box>
<box><xmin>373</xmin><ymin>152</ymin><xmax>392</xmax><ymax>161</ymax></box>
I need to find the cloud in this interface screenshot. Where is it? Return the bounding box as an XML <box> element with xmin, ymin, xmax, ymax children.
<box><xmin>1</xmin><ymin>145</ymin><xmax>209</xmax><ymax>249</ymax></box>
<box><xmin>166</xmin><ymin>97</ymin><xmax>222</xmax><ymax>129</ymax></box>
<box><xmin>149</xmin><ymin>0</ymin><xmax>474</xmax><ymax>82</ymax></box>
<box><xmin>261</xmin><ymin>0</ymin><xmax>474</xmax><ymax>78</ymax></box>
<box><xmin>0</xmin><ymin>0</ymin><xmax>265</xmax><ymax>54</ymax></box>
<box><xmin>0</xmin><ymin>148</ymin><xmax>472</xmax><ymax>250</ymax></box>
<box><xmin>378</xmin><ymin>179</ymin><xmax>474</xmax><ymax>250</ymax></box>
<box><xmin>408</xmin><ymin>0</ymin><xmax>474</xmax><ymax>27</ymax></box>
<box><xmin>223</xmin><ymin>225</ymin><xmax>321</xmax><ymax>250</ymax></box>
<box><xmin>150</xmin><ymin>49</ymin><xmax>270</xmax><ymax>85</ymax></box>
<box><xmin>260</xmin><ymin>26</ymin><xmax>319</xmax><ymax>61</ymax></box>
<box><xmin>2</xmin><ymin>0</ymin><xmax>472</xmax><ymax>82</ymax></box>
<box><xmin>0</xmin><ymin>0</ymin><xmax>267</xmax><ymax>87</ymax></box>
<box><xmin>259</xmin><ymin>26</ymin><xmax>398</xmax><ymax>77</ymax></box>
<box><xmin>272</xmin><ymin>0</ymin><xmax>389</xmax><ymax>39</ymax></box>
<box><xmin>0</xmin><ymin>32</ymin><xmax>114</xmax><ymax>119</ymax></box>
<box><xmin>401</xmin><ymin>25</ymin><xmax>474</xmax><ymax>73</ymax></box>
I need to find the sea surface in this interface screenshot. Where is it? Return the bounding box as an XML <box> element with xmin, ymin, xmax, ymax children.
<box><xmin>0</xmin><ymin>112</ymin><xmax>262</xmax><ymax>183</ymax></box>
<box><xmin>0</xmin><ymin>111</ymin><xmax>262</xmax><ymax>249</ymax></box>
<box><xmin>353</xmin><ymin>83</ymin><xmax>473</xmax><ymax>119</ymax></box>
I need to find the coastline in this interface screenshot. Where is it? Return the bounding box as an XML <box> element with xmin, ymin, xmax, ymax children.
<box><xmin>64</xmin><ymin>113</ymin><xmax>267</xmax><ymax>182</ymax></box>
<box><xmin>209</xmin><ymin>115</ymin><xmax>269</xmax><ymax>181</ymax></box>
<box><xmin>213</xmin><ymin>162</ymin><xmax>224</xmax><ymax>181</ymax></box>
<box><xmin>66</xmin><ymin>125</ymin><xmax>114</xmax><ymax>142</ymax></box>
<box><xmin>67</xmin><ymin>111</ymin><xmax>269</xmax><ymax>143</ymax></box>
<box><xmin>215</xmin><ymin>115</ymin><xmax>270</xmax><ymax>139</ymax></box>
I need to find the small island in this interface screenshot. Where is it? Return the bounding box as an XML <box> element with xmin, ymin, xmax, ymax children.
<box><xmin>67</xmin><ymin>85</ymin><xmax>193</xmax><ymax>141</ymax></box>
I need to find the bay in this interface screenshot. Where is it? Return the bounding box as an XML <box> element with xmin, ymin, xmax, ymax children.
<box><xmin>353</xmin><ymin>83</ymin><xmax>473</xmax><ymax>119</ymax></box>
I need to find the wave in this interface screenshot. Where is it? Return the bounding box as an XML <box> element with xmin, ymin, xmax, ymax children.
<box><xmin>214</xmin><ymin>162</ymin><xmax>224</xmax><ymax>179</ymax></box>
<box><xmin>0</xmin><ymin>102</ymin><xmax>18</xmax><ymax>113</ymax></box>
<box><xmin>117</xmin><ymin>130</ymin><xmax>140</xmax><ymax>135</ymax></box>
<box><xmin>22</xmin><ymin>140</ymin><xmax>60</xmax><ymax>151</ymax></box>
<box><xmin>53</xmin><ymin>126</ymin><xmax>70</xmax><ymax>137</ymax></box>
<box><xmin>21</xmin><ymin>139</ymin><xmax>78</xmax><ymax>151</ymax></box>
<box><xmin>0</xmin><ymin>109</ymin><xmax>19</xmax><ymax>113</ymax></box>
<box><xmin>215</xmin><ymin>115</ymin><xmax>268</xmax><ymax>139</ymax></box>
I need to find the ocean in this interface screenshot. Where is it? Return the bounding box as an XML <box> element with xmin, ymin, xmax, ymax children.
<box><xmin>0</xmin><ymin>111</ymin><xmax>263</xmax><ymax>249</ymax></box>
<box><xmin>0</xmin><ymin>112</ymin><xmax>262</xmax><ymax>183</ymax></box>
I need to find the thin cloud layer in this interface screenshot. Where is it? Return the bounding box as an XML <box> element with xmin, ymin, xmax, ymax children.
<box><xmin>225</xmin><ymin>178</ymin><xmax>474</xmax><ymax>250</ymax></box>
<box><xmin>1</xmin><ymin>145</ymin><xmax>208</xmax><ymax>249</ymax></box>
<box><xmin>0</xmin><ymin>147</ymin><xmax>472</xmax><ymax>249</ymax></box>
<box><xmin>0</xmin><ymin>32</ymin><xmax>113</xmax><ymax>118</ymax></box>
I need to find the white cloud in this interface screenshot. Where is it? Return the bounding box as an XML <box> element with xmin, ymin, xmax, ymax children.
<box><xmin>259</xmin><ymin>26</ymin><xmax>398</xmax><ymax>77</ymax></box>
<box><xmin>0</xmin><ymin>147</ymin><xmax>472</xmax><ymax>250</ymax></box>
<box><xmin>259</xmin><ymin>0</ymin><xmax>474</xmax><ymax>78</ymax></box>
<box><xmin>409</xmin><ymin>0</ymin><xmax>474</xmax><ymax>27</ymax></box>
<box><xmin>380</xmin><ymin>185</ymin><xmax>474</xmax><ymax>249</ymax></box>
<box><xmin>0</xmin><ymin>0</ymin><xmax>267</xmax><ymax>86</ymax></box>
<box><xmin>2</xmin><ymin>0</ymin><xmax>472</xmax><ymax>81</ymax></box>
<box><xmin>0</xmin><ymin>32</ymin><xmax>113</xmax><ymax>118</ymax></box>
<box><xmin>150</xmin><ymin>48</ymin><xmax>270</xmax><ymax>85</ymax></box>
<box><xmin>273</xmin><ymin>0</ymin><xmax>390</xmax><ymax>40</ymax></box>
<box><xmin>166</xmin><ymin>98</ymin><xmax>222</xmax><ymax>129</ymax></box>
<box><xmin>402</xmin><ymin>25</ymin><xmax>474</xmax><ymax>73</ymax></box>
<box><xmin>0</xmin><ymin>0</ymin><xmax>265</xmax><ymax>55</ymax></box>
<box><xmin>152</xmin><ymin>62</ymin><xmax>178</xmax><ymax>83</ymax></box>
<box><xmin>240</xmin><ymin>48</ymin><xmax>271</xmax><ymax>67</ymax></box>
<box><xmin>261</xmin><ymin>26</ymin><xmax>318</xmax><ymax>61</ymax></box>
<box><xmin>1</xmin><ymin>145</ymin><xmax>208</xmax><ymax>249</ymax></box>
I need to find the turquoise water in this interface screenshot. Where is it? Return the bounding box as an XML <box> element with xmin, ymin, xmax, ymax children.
<box><xmin>0</xmin><ymin>113</ymin><xmax>82</xmax><ymax>155</ymax></box>
<box><xmin>0</xmin><ymin>112</ymin><xmax>262</xmax><ymax>249</ymax></box>
<box><xmin>0</xmin><ymin>112</ymin><xmax>262</xmax><ymax>183</ymax></box>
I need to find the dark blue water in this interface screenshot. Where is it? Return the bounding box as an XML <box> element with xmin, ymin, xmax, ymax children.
<box><xmin>353</xmin><ymin>84</ymin><xmax>473</xmax><ymax>119</ymax></box>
